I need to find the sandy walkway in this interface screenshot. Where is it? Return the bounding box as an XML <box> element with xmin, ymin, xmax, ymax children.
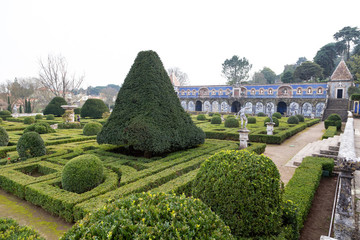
<box><xmin>263</xmin><ymin>122</ymin><xmax>325</xmax><ymax>185</ymax></box>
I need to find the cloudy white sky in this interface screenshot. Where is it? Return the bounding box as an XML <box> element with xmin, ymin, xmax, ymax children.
<box><xmin>0</xmin><ymin>0</ymin><xmax>359</xmax><ymax>87</ymax></box>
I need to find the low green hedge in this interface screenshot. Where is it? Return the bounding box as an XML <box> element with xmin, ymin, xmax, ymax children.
<box><xmin>0</xmin><ymin>161</ymin><xmax>62</xmax><ymax>199</ymax></box>
<box><xmin>57</xmin><ymin>122</ymin><xmax>82</xmax><ymax>129</ymax></box>
<box><xmin>25</xmin><ymin>169</ymin><xmax>118</xmax><ymax>222</ymax></box>
<box><xmin>0</xmin><ymin>218</ymin><xmax>44</xmax><ymax>240</ymax></box>
<box><xmin>283</xmin><ymin>157</ymin><xmax>334</xmax><ymax>230</ymax></box>
<box><xmin>322</xmin><ymin>126</ymin><xmax>337</xmax><ymax>139</ymax></box>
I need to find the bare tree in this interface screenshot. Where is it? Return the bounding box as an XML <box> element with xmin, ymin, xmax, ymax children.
<box><xmin>39</xmin><ymin>54</ymin><xmax>84</xmax><ymax>99</ymax></box>
<box><xmin>100</xmin><ymin>87</ymin><xmax>118</xmax><ymax>107</ymax></box>
<box><xmin>0</xmin><ymin>78</ymin><xmax>35</xmax><ymax>110</ymax></box>
<box><xmin>167</xmin><ymin>67</ymin><xmax>189</xmax><ymax>86</ymax></box>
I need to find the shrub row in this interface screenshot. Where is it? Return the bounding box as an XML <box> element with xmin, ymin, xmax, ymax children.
<box><xmin>249</xmin><ymin>119</ymin><xmax>320</xmax><ymax>144</ymax></box>
<box><xmin>283</xmin><ymin>157</ymin><xmax>334</xmax><ymax>230</ymax></box>
<box><xmin>322</xmin><ymin>126</ymin><xmax>337</xmax><ymax>139</ymax></box>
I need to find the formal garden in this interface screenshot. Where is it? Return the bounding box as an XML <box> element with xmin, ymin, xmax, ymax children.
<box><xmin>0</xmin><ymin>51</ymin><xmax>335</xmax><ymax>239</ymax></box>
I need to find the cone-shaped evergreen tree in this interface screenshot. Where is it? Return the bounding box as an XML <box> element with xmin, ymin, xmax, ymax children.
<box><xmin>97</xmin><ymin>50</ymin><xmax>205</xmax><ymax>155</ymax></box>
<box><xmin>24</xmin><ymin>99</ymin><xmax>28</xmax><ymax>113</ymax></box>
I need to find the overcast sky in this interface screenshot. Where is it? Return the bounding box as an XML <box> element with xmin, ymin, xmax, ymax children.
<box><xmin>1</xmin><ymin>0</ymin><xmax>359</xmax><ymax>88</ymax></box>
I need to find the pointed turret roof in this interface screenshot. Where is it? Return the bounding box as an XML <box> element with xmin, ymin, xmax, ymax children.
<box><xmin>330</xmin><ymin>59</ymin><xmax>353</xmax><ymax>81</ymax></box>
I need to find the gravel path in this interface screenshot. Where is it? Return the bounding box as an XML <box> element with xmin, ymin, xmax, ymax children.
<box><xmin>263</xmin><ymin>122</ymin><xmax>325</xmax><ymax>185</ymax></box>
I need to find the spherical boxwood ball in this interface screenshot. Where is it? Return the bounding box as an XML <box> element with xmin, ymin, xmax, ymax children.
<box><xmin>196</xmin><ymin>114</ymin><xmax>206</xmax><ymax>120</ymax></box>
<box><xmin>287</xmin><ymin>116</ymin><xmax>299</xmax><ymax>124</ymax></box>
<box><xmin>295</xmin><ymin>114</ymin><xmax>305</xmax><ymax>122</ymax></box>
<box><xmin>0</xmin><ymin>126</ymin><xmax>9</xmax><ymax>146</ymax></box>
<box><xmin>224</xmin><ymin>117</ymin><xmax>239</xmax><ymax>128</ymax></box>
<box><xmin>272</xmin><ymin>112</ymin><xmax>282</xmax><ymax>119</ymax></box>
<box><xmin>17</xmin><ymin>132</ymin><xmax>46</xmax><ymax>159</ymax></box>
<box><xmin>211</xmin><ymin>116</ymin><xmax>222</xmax><ymax>124</ymax></box>
<box><xmin>83</xmin><ymin>122</ymin><xmax>103</xmax><ymax>136</ymax></box>
<box><xmin>62</xmin><ymin>192</ymin><xmax>235</xmax><ymax>240</ymax></box>
<box><xmin>46</xmin><ymin>114</ymin><xmax>55</xmax><ymax>120</ymax></box>
<box><xmin>61</xmin><ymin>154</ymin><xmax>104</xmax><ymax>194</ymax></box>
<box><xmin>23</xmin><ymin>117</ymin><xmax>35</xmax><ymax>124</ymax></box>
<box><xmin>257</xmin><ymin>112</ymin><xmax>266</xmax><ymax>117</ymax></box>
<box><xmin>264</xmin><ymin>117</ymin><xmax>279</xmax><ymax>127</ymax></box>
<box><xmin>35</xmin><ymin>114</ymin><xmax>43</xmax><ymax>120</ymax></box>
<box><xmin>192</xmin><ymin>150</ymin><xmax>282</xmax><ymax>238</ymax></box>
<box><xmin>248</xmin><ymin>116</ymin><xmax>256</xmax><ymax>124</ymax></box>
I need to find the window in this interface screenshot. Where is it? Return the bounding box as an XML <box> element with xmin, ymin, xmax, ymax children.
<box><xmin>307</xmin><ymin>87</ymin><xmax>312</xmax><ymax>94</ymax></box>
<box><xmin>251</xmin><ymin>89</ymin><xmax>255</xmax><ymax>95</ymax></box>
<box><xmin>192</xmin><ymin>89</ymin><xmax>196</xmax><ymax>95</ymax></box>
<box><xmin>259</xmin><ymin>88</ymin><xmax>264</xmax><ymax>94</ymax></box>
<box><xmin>181</xmin><ymin>90</ymin><xmax>185</xmax><ymax>95</ymax></box>
<box><xmin>219</xmin><ymin>89</ymin><xmax>223</xmax><ymax>95</ymax></box>
<box><xmin>317</xmin><ymin>88</ymin><xmax>323</xmax><ymax>94</ymax></box>
<box><xmin>297</xmin><ymin>88</ymin><xmax>302</xmax><ymax>94</ymax></box>
<box><xmin>212</xmin><ymin>89</ymin><xmax>216</xmax><ymax>95</ymax></box>
<box><xmin>268</xmin><ymin>88</ymin><xmax>273</xmax><ymax>94</ymax></box>
<box><xmin>187</xmin><ymin>90</ymin><xmax>191</xmax><ymax>95</ymax></box>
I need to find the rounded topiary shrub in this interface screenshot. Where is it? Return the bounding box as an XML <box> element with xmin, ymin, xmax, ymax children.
<box><xmin>287</xmin><ymin>116</ymin><xmax>299</xmax><ymax>124</ymax></box>
<box><xmin>46</xmin><ymin>114</ymin><xmax>55</xmax><ymax>120</ymax></box>
<box><xmin>62</xmin><ymin>154</ymin><xmax>104</xmax><ymax>194</ymax></box>
<box><xmin>264</xmin><ymin>117</ymin><xmax>279</xmax><ymax>127</ymax></box>
<box><xmin>62</xmin><ymin>192</ymin><xmax>234</xmax><ymax>240</ymax></box>
<box><xmin>24</xmin><ymin>122</ymin><xmax>55</xmax><ymax>134</ymax></box>
<box><xmin>272</xmin><ymin>112</ymin><xmax>282</xmax><ymax>119</ymax></box>
<box><xmin>17</xmin><ymin>132</ymin><xmax>46</xmax><ymax>159</ymax></box>
<box><xmin>248</xmin><ymin>116</ymin><xmax>256</xmax><ymax>124</ymax></box>
<box><xmin>192</xmin><ymin>150</ymin><xmax>282</xmax><ymax>238</ymax></box>
<box><xmin>0</xmin><ymin>126</ymin><xmax>9</xmax><ymax>146</ymax></box>
<box><xmin>35</xmin><ymin>114</ymin><xmax>43</xmax><ymax>120</ymax></box>
<box><xmin>325</xmin><ymin>113</ymin><xmax>342</xmax><ymax>130</ymax></box>
<box><xmin>81</xmin><ymin>99</ymin><xmax>109</xmax><ymax>119</ymax></box>
<box><xmin>83</xmin><ymin>122</ymin><xmax>103</xmax><ymax>136</ymax></box>
<box><xmin>224</xmin><ymin>117</ymin><xmax>239</xmax><ymax>128</ymax></box>
<box><xmin>0</xmin><ymin>110</ymin><xmax>12</xmax><ymax>120</ymax></box>
<box><xmin>211</xmin><ymin>116</ymin><xmax>222</xmax><ymax>124</ymax></box>
<box><xmin>43</xmin><ymin>97</ymin><xmax>67</xmax><ymax>117</ymax></box>
<box><xmin>23</xmin><ymin>117</ymin><xmax>35</xmax><ymax>124</ymax></box>
<box><xmin>257</xmin><ymin>112</ymin><xmax>266</xmax><ymax>117</ymax></box>
<box><xmin>226</xmin><ymin>115</ymin><xmax>235</xmax><ymax>119</ymax></box>
<box><xmin>197</xmin><ymin>114</ymin><xmax>206</xmax><ymax>120</ymax></box>
<box><xmin>295</xmin><ymin>114</ymin><xmax>305</xmax><ymax>122</ymax></box>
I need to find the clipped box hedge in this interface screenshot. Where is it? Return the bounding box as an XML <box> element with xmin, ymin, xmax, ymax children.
<box><xmin>24</xmin><ymin>169</ymin><xmax>118</xmax><ymax>222</ymax></box>
<box><xmin>283</xmin><ymin>156</ymin><xmax>334</xmax><ymax>230</ymax></box>
<box><xmin>322</xmin><ymin>126</ymin><xmax>337</xmax><ymax>139</ymax></box>
<box><xmin>0</xmin><ymin>161</ymin><xmax>62</xmax><ymax>199</ymax></box>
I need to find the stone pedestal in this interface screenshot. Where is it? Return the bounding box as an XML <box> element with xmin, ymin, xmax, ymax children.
<box><xmin>238</xmin><ymin>129</ymin><xmax>250</xmax><ymax>150</ymax></box>
<box><xmin>61</xmin><ymin>105</ymin><xmax>78</xmax><ymax>123</ymax></box>
<box><xmin>266</xmin><ymin>122</ymin><xmax>275</xmax><ymax>135</ymax></box>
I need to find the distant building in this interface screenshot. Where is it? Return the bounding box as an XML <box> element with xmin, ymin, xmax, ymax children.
<box><xmin>177</xmin><ymin>60</ymin><xmax>354</xmax><ymax>120</ymax></box>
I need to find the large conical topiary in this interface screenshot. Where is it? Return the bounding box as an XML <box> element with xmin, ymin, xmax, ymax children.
<box><xmin>97</xmin><ymin>50</ymin><xmax>205</xmax><ymax>155</ymax></box>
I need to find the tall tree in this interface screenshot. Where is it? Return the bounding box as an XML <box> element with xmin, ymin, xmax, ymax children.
<box><xmin>293</xmin><ymin>61</ymin><xmax>323</xmax><ymax>82</ymax></box>
<box><xmin>281</xmin><ymin>71</ymin><xmax>294</xmax><ymax>83</ymax></box>
<box><xmin>261</xmin><ymin>67</ymin><xmax>277</xmax><ymax>84</ymax></box>
<box><xmin>167</xmin><ymin>67</ymin><xmax>189</xmax><ymax>86</ymax></box>
<box><xmin>252</xmin><ymin>71</ymin><xmax>267</xmax><ymax>84</ymax></box>
<box><xmin>296</xmin><ymin>57</ymin><xmax>307</xmax><ymax>66</ymax></box>
<box><xmin>347</xmin><ymin>54</ymin><xmax>360</xmax><ymax>82</ymax></box>
<box><xmin>0</xmin><ymin>78</ymin><xmax>35</xmax><ymax>111</ymax></box>
<box><xmin>314</xmin><ymin>43</ymin><xmax>338</xmax><ymax>78</ymax></box>
<box><xmin>334</xmin><ymin>26</ymin><xmax>360</xmax><ymax>60</ymax></box>
<box><xmin>222</xmin><ymin>55</ymin><xmax>252</xmax><ymax>85</ymax></box>
<box><xmin>38</xmin><ymin>54</ymin><xmax>84</xmax><ymax>98</ymax></box>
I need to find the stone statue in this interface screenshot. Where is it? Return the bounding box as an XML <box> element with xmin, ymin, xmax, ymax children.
<box><xmin>267</xmin><ymin>104</ymin><xmax>273</xmax><ymax>123</ymax></box>
<box><xmin>12</xmin><ymin>105</ymin><xmax>17</xmax><ymax>114</ymax></box>
<box><xmin>237</xmin><ymin>106</ymin><xmax>251</xmax><ymax>129</ymax></box>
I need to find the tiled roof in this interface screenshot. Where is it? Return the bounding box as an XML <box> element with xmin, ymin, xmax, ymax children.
<box><xmin>330</xmin><ymin>60</ymin><xmax>353</xmax><ymax>81</ymax></box>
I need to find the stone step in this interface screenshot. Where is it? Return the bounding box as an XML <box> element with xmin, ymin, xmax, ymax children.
<box><xmin>312</xmin><ymin>153</ymin><xmax>338</xmax><ymax>160</ymax></box>
<box><xmin>329</xmin><ymin>146</ymin><xmax>339</xmax><ymax>151</ymax></box>
<box><xmin>320</xmin><ymin>149</ymin><xmax>338</xmax><ymax>156</ymax></box>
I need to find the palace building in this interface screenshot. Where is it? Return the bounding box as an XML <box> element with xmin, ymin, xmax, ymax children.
<box><xmin>175</xmin><ymin>60</ymin><xmax>354</xmax><ymax>121</ymax></box>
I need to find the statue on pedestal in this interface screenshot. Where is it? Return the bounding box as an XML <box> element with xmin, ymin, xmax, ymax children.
<box><xmin>237</xmin><ymin>106</ymin><xmax>251</xmax><ymax>129</ymax></box>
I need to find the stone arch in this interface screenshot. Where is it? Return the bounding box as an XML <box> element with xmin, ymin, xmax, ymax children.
<box><xmin>212</xmin><ymin>101</ymin><xmax>219</xmax><ymax>112</ymax></box>
<box><xmin>195</xmin><ymin>100</ymin><xmax>202</xmax><ymax>111</ymax></box>
<box><xmin>204</xmin><ymin>101</ymin><xmax>211</xmax><ymax>112</ymax></box>
<box><xmin>315</xmin><ymin>102</ymin><xmax>325</xmax><ymax>117</ymax></box>
<box><xmin>277</xmin><ymin>101</ymin><xmax>287</xmax><ymax>115</ymax></box>
<box><xmin>231</xmin><ymin>101</ymin><xmax>241</xmax><ymax>113</ymax></box>
<box><xmin>245</xmin><ymin>102</ymin><xmax>253</xmax><ymax>114</ymax></box>
<box><xmin>289</xmin><ymin>102</ymin><xmax>299</xmax><ymax>116</ymax></box>
<box><xmin>302</xmin><ymin>102</ymin><xmax>312</xmax><ymax>116</ymax></box>
<box><xmin>255</xmin><ymin>102</ymin><xmax>264</xmax><ymax>114</ymax></box>
<box><xmin>221</xmin><ymin>101</ymin><xmax>228</xmax><ymax>112</ymax></box>
<box><xmin>188</xmin><ymin>101</ymin><xmax>195</xmax><ymax>111</ymax></box>
<box><xmin>181</xmin><ymin>101</ymin><xmax>187</xmax><ymax>110</ymax></box>
<box><xmin>278</xmin><ymin>86</ymin><xmax>292</xmax><ymax>97</ymax></box>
